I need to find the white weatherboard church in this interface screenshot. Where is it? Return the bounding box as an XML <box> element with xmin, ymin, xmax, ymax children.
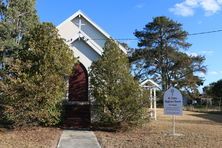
<box><xmin>57</xmin><ymin>10</ymin><xmax>158</xmax><ymax>128</ymax></box>
<box><xmin>57</xmin><ymin>10</ymin><xmax>127</xmax><ymax>128</ymax></box>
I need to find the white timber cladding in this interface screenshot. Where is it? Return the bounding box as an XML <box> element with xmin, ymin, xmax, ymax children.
<box><xmin>71</xmin><ymin>39</ymin><xmax>100</xmax><ymax>69</ymax></box>
<box><xmin>57</xmin><ymin>19</ymin><xmax>79</xmax><ymax>43</ymax></box>
<box><xmin>57</xmin><ymin>10</ymin><xmax>127</xmax><ymax>70</ymax></box>
<box><xmin>72</xmin><ymin>16</ymin><xmax>107</xmax><ymax>48</ymax></box>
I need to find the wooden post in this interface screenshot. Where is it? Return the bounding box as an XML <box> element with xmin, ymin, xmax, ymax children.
<box><xmin>154</xmin><ymin>88</ymin><xmax>157</xmax><ymax>120</ymax></box>
<box><xmin>150</xmin><ymin>89</ymin><xmax>153</xmax><ymax>109</ymax></box>
<box><xmin>150</xmin><ymin>88</ymin><xmax>153</xmax><ymax>118</ymax></box>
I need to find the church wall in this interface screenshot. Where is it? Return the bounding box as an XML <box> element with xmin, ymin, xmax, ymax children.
<box><xmin>72</xmin><ymin>17</ymin><xmax>107</xmax><ymax>48</ymax></box>
<box><xmin>56</xmin><ymin>11</ymin><xmax>127</xmax><ymax>127</ymax></box>
<box><xmin>57</xmin><ymin>20</ymin><xmax>79</xmax><ymax>42</ymax></box>
<box><xmin>71</xmin><ymin>39</ymin><xmax>100</xmax><ymax>70</ymax></box>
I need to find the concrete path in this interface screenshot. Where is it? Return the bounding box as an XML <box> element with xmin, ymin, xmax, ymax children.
<box><xmin>57</xmin><ymin>130</ymin><xmax>101</xmax><ymax>148</ymax></box>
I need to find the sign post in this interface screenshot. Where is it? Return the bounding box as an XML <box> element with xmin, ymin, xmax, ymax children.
<box><xmin>164</xmin><ymin>87</ymin><xmax>183</xmax><ymax>136</ymax></box>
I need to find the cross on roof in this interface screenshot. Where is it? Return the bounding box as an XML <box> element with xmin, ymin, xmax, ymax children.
<box><xmin>74</xmin><ymin>15</ymin><xmax>86</xmax><ymax>40</ymax></box>
<box><xmin>76</xmin><ymin>15</ymin><xmax>85</xmax><ymax>31</ymax></box>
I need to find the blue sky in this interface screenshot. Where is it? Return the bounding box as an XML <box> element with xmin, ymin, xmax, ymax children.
<box><xmin>37</xmin><ymin>0</ymin><xmax>222</xmax><ymax>87</ymax></box>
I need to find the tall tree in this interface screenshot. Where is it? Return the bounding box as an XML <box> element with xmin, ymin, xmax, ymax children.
<box><xmin>0</xmin><ymin>0</ymin><xmax>38</xmax><ymax>74</ymax></box>
<box><xmin>89</xmin><ymin>40</ymin><xmax>148</xmax><ymax>126</ymax></box>
<box><xmin>0</xmin><ymin>0</ymin><xmax>38</xmax><ymax>44</ymax></box>
<box><xmin>0</xmin><ymin>0</ymin><xmax>39</xmax><ymax>127</ymax></box>
<box><xmin>130</xmin><ymin>16</ymin><xmax>206</xmax><ymax>94</ymax></box>
<box><xmin>1</xmin><ymin>23</ymin><xmax>76</xmax><ymax>127</ymax></box>
<box><xmin>0</xmin><ymin>1</ymin><xmax>75</xmax><ymax>127</ymax></box>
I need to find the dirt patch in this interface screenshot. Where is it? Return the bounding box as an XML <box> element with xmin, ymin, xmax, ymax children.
<box><xmin>95</xmin><ymin>109</ymin><xmax>222</xmax><ymax>148</ymax></box>
<box><xmin>0</xmin><ymin>127</ymin><xmax>62</xmax><ymax>148</ymax></box>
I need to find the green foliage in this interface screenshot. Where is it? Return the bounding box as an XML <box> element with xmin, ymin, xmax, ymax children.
<box><xmin>0</xmin><ymin>0</ymin><xmax>39</xmax><ymax>127</ymax></box>
<box><xmin>0</xmin><ymin>0</ymin><xmax>39</xmax><ymax>88</ymax></box>
<box><xmin>0</xmin><ymin>0</ymin><xmax>75</xmax><ymax>127</ymax></box>
<box><xmin>0</xmin><ymin>23</ymin><xmax>75</xmax><ymax>127</ymax></box>
<box><xmin>130</xmin><ymin>16</ymin><xmax>206</xmax><ymax>95</ymax></box>
<box><xmin>89</xmin><ymin>39</ymin><xmax>148</xmax><ymax>126</ymax></box>
<box><xmin>0</xmin><ymin>0</ymin><xmax>38</xmax><ymax>51</ymax></box>
<box><xmin>203</xmin><ymin>79</ymin><xmax>222</xmax><ymax>109</ymax></box>
<box><xmin>210</xmin><ymin>80</ymin><xmax>222</xmax><ymax>99</ymax></box>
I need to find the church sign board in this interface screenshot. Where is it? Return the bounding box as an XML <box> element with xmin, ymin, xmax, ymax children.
<box><xmin>164</xmin><ymin>87</ymin><xmax>183</xmax><ymax>115</ymax></box>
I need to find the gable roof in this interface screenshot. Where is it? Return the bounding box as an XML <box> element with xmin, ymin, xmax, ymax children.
<box><xmin>57</xmin><ymin>10</ymin><xmax>127</xmax><ymax>54</ymax></box>
<box><xmin>67</xmin><ymin>29</ymin><xmax>104</xmax><ymax>56</ymax></box>
<box><xmin>140</xmin><ymin>79</ymin><xmax>161</xmax><ymax>89</ymax></box>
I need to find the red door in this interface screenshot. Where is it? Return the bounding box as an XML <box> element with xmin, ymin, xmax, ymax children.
<box><xmin>64</xmin><ymin>63</ymin><xmax>90</xmax><ymax>128</ymax></box>
<box><xmin>68</xmin><ymin>63</ymin><xmax>88</xmax><ymax>101</ymax></box>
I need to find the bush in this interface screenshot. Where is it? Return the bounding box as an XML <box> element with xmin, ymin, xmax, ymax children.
<box><xmin>0</xmin><ymin>23</ymin><xmax>75</xmax><ymax>127</ymax></box>
<box><xmin>89</xmin><ymin>40</ymin><xmax>149</xmax><ymax>127</ymax></box>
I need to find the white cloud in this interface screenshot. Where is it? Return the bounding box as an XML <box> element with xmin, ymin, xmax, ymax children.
<box><xmin>185</xmin><ymin>51</ymin><xmax>199</xmax><ymax>56</ymax></box>
<box><xmin>199</xmin><ymin>72</ymin><xmax>206</xmax><ymax>77</ymax></box>
<box><xmin>135</xmin><ymin>3</ymin><xmax>145</xmax><ymax>9</ymax></box>
<box><xmin>209</xmin><ymin>71</ymin><xmax>219</xmax><ymax>75</ymax></box>
<box><xmin>185</xmin><ymin>50</ymin><xmax>214</xmax><ymax>57</ymax></box>
<box><xmin>201</xmin><ymin>0</ymin><xmax>221</xmax><ymax>15</ymax></box>
<box><xmin>186</xmin><ymin>0</ymin><xmax>199</xmax><ymax>6</ymax></box>
<box><xmin>170</xmin><ymin>0</ymin><xmax>222</xmax><ymax>16</ymax></box>
<box><xmin>169</xmin><ymin>3</ymin><xmax>195</xmax><ymax>16</ymax></box>
<box><xmin>123</xmin><ymin>40</ymin><xmax>132</xmax><ymax>44</ymax></box>
<box><xmin>200</xmin><ymin>50</ymin><xmax>214</xmax><ymax>55</ymax></box>
<box><xmin>209</xmin><ymin>70</ymin><xmax>222</xmax><ymax>75</ymax></box>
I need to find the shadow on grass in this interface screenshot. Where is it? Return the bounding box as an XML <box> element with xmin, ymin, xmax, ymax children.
<box><xmin>188</xmin><ymin>112</ymin><xmax>222</xmax><ymax>124</ymax></box>
<box><xmin>90</xmin><ymin>122</ymin><xmax>120</xmax><ymax>132</ymax></box>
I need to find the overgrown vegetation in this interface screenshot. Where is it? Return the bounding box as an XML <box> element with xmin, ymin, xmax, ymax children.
<box><xmin>0</xmin><ymin>0</ymin><xmax>75</xmax><ymax>127</ymax></box>
<box><xmin>89</xmin><ymin>40</ymin><xmax>148</xmax><ymax>127</ymax></box>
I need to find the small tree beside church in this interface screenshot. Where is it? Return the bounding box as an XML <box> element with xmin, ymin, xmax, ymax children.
<box><xmin>89</xmin><ymin>40</ymin><xmax>148</xmax><ymax>127</ymax></box>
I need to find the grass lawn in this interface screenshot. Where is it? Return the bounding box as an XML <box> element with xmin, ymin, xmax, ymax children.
<box><xmin>0</xmin><ymin>127</ymin><xmax>61</xmax><ymax>148</ymax></box>
<box><xmin>95</xmin><ymin>108</ymin><xmax>222</xmax><ymax>148</ymax></box>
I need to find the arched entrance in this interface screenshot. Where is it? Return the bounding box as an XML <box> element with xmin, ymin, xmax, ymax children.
<box><xmin>64</xmin><ymin>63</ymin><xmax>90</xmax><ymax>128</ymax></box>
<box><xmin>69</xmin><ymin>63</ymin><xmax>88</xmax><ymax>101</ymax></box>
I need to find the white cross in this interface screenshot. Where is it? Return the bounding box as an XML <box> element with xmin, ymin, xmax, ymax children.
<box><xmin>74</xmin><ymin>15</ymin><xmax>86</xmax><ymax>40</ymax></box>
<box><xmin>76</xmin><ymin>15</ymin><xmax>85</xmax><ymax>31</ymax></box>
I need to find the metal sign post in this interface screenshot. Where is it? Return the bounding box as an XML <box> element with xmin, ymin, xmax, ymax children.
<box><xmin>173</xmin><ymin>115</ymin><xmax>175</xmax><ymax>135</ymax></box>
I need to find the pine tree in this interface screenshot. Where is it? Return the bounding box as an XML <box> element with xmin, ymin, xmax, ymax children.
<box><xmin>89</xmin><ymin>39</ymin><xmax>148</xmax><ymax>126</ymax></box>
<box><xmin>131</xmin><ymin>16</ymin><xmax>206</xmax><ymax>95</ymax></box>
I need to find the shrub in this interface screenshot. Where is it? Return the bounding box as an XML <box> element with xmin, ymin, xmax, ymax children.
<box><xmin>89</xmin><ymin>40</ymin><xmax>148</xmax><ymax>127</ymax></box>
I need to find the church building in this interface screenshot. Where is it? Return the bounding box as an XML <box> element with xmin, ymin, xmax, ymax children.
<box><xmin>57</xmin><ymin>10</ymin><xmax>127</xmax><ymax>128</ymax></box>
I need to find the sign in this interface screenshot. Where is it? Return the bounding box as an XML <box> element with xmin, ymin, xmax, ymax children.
<box><xmin>164</xmin><ymin>87</ymin><xmax>183</xmax><ymax>115</ymax></box>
